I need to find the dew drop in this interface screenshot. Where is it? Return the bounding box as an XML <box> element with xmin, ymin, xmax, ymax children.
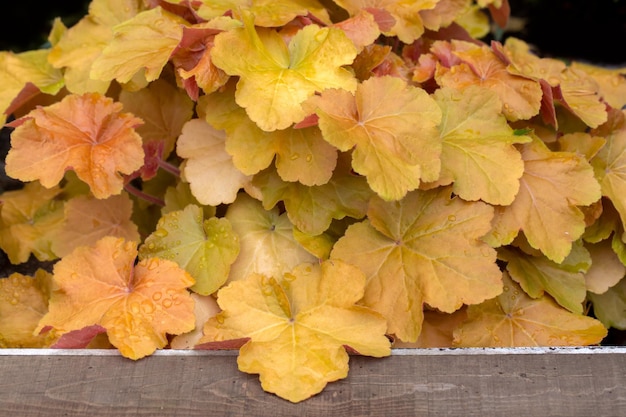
<box><xmin>447</xmin><ymin>215</ymin><xmax>456</xmax><ymax>222</ymax></box>
<box><xmin>141</xmin><ymin>301</ymin><xmax>155</xmax><ymax>314</ymax></box>
<box><xmin>305</xmin><ymin>154</ymin><xmax>312</xmax><ymax>162</ymax></box>
<box><xmin>162</xmin><ymin>299</ymin><xmax>173</xmax><ymax>308</ymax></box>
<box><xmin>130</xmin><ymin>302</ymin><xmax>141</xmax><ymax>314</ymax></box>
<box><xmin>155</xmin><ymin>229</ymin><xmax>169</xmax><ymax>238</ymax></box>
<box><xmin>152</xmin><ymin>292</ymin><xmax>162</xmax><ymax>301</ymax></box>
<box><xmin>290</xmin><ymin>153</ymin><xmax>300</xmax><ymax>160</ymax></box>
<box><xmin>148</xmin><ymin>242</ymin><xmax>156</xmax><ymax>250</ymax></box>
<box><xmin>9</xmin><ymin>298</ymin><xmax>18</xmax><ymax>306</ymax></box>
<box><xmin>216</xmin><ymin>315</ymin><xmax>225</xmax><ymax>324</ymax></box>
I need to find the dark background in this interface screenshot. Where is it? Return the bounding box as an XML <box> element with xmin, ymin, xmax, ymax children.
<box><xmin>0</xmin><ymin>0</ymin><xmax>625</xmax><ymax>64</ymax></box>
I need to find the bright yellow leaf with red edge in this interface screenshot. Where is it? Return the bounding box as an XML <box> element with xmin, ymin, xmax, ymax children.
<box><xmin>432</xmin><ymin>85</ymin><xmax>530</xmax><ymax>205</ymax></box>
<box><xmin>331</xmin><ymin>187</ymin><xmax>502</xmax><ymax>341</ymax></box>
<box><xmin>312</xmin><ymin>75</ymin><xmax>442</xmax><ymax>201</ymax></box>
<box><xmin>36</xmin><ymin>236</ymin><xmax>195</xmax><ymax>360</ymax></box>
<box><xmin>195</xmin><ymin>0</ymin><xmax>331</xmax><ymax>27</ymax></box>
<box><xmin>333</xmin><ymin>0</ymin><xmax>439</xmax><ymax>43</ymax></box>
<box><xmin>0</xmin><ymin>182</ymin><xmax>64</xmax><ymax>264</ymax></box>
<box><xmin>486</xmin><ymin>136</ymin><xmax>601</xmax><ymax>263</ymax></box>
<box><xmin>90</xmin><ymin>7</ymin><xmax>187</xmax><ymax>84</ymax></box>
<box><xmin>5</xmin><ymin>93</ymin><xmax>145</xmax><ymax>199</ymax></box>
<box><xmin>211</xmin><ymin>13</ymin><xmax>357</xmax><ymax>131</ymax></box>
<box><xmin>51</xmin><ymin>193</ymin><xmax>140</xmax><ymax>258</ymax></box>
<box><xmin>199</xmin><ymin>260</ymin><xmax>390</xmax><ymax>403</ymax></box>
<box><xmin>453</xmin><ymin>273</ymin><xmax>607</xmax><ymax>347</ymax></box>
<box><xmin>435</xmin><ymin>40</ymin><xmax>542</xmax><ymax>121</ymax></box>
<box><xmin>0</xmin><ymin>270</ymin><xmax>58</xmax><ymax>348</ymax></box>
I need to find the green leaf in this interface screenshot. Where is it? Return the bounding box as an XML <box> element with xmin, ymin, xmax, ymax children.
<box><xmin>139</xmin><ymin>205</ymin><xmax>240</xmax><ymax>295</ymax></box>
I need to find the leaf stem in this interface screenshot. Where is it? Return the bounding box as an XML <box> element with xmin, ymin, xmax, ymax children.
<box><xmin>158</xmin><ymin>159</ymin><xmax>181</xmax><ymax>177</ymax></box>
<box><xmin>124</xmin><ymin>183</ymin><xmax>165</xmax><ymax>207</ymax></box>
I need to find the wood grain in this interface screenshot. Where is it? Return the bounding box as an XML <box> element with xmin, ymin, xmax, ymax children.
<box><xmin>1</xmin><ymin>347</ymin><xmax>624</xmax><ymax>416</ymax></box>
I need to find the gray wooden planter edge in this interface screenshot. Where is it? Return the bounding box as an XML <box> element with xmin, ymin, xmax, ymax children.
<box><xmin>1</xmin><ymin>347</ymin><xmax>625</xmax><ymax>417</ymax></box>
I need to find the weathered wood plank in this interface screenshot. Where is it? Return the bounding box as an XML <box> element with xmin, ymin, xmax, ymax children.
<box><xmin>1</xmin><ymin>347</ymin><xmax>624</xmax><ymax>416</ymax></box>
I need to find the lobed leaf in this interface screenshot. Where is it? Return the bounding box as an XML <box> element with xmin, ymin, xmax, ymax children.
<box><xmin>37</xmin><ymin>236</ymin><xmax>195</xmax><ymax>359</ymax></box>
<box><xmin>199</xmin><ymin>260</ymin><xmax>390</xmax><ymax>402</ymax></box>
<box><xmin>331</xmin><ymin>187</ymin><xmax>502</xmax><ymax>341</ymax></box>
<box><xmin>454</xmin><ymin>273</ymin><xmax>607</xmax><ymax>347</ymax></box>
<box><xmin>211</xmin><ymin>13</ymin><xmax>357</xmax><ymax>131</ymax></box>
<box><xmin>5</xmin><ymin>93</ymin><xmax>145</xmax><ymax>199</ymax></box>
<box><xmin>139</xmin><ymin>204</ymin><xmax>240</xmax><ymax>296</ymax></box>
<box><xmin>313</xmin><ymin>75</ymin><xmax>442</xmax><ymax>201</ymax></box>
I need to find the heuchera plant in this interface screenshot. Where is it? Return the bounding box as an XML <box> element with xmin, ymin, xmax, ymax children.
<box><xmin>0</xmin><ymin>0</ymin><xmax>625</xmax><ymax>403</ymax></box>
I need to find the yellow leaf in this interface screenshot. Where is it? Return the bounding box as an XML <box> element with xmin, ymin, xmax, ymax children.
<box><xmin>0</xmin><ymin>182</ymin><xmax>64</xmax><ymax>264</ymax></box>
<box><xmin>591</xmin><ymin>110</ymin><xmax>626</xmax><ymax>235</ymax></box>
<box><xmin>225</xmin><ymin>193</ymin><xmax>317</xmax><ymax>282</ymax></box>
<box><xmin>195</xmin><ymin>0</ymin><xmax>331</xmax><ymax>27</ymax></box>
<box><xmin>432</xmin><ymin>85</ymin><xmax>530</xmax><ymax>205</ymax></box>
<box><xmin>0</xmin><ymin>270</ymin><xmax>57</xmax><ymax>348</ymax></box>
<box><xmin>499</xmin><ymin>246</ymin><xmax>587</xmax><ymax>314</ymax></box>
<box><xmin>211</xmin><ymin>14</ymin><xmax>357</xmax><ymax>131</ymax></box>
<box><xmin>500</xmin><ymin>37</ymin><xmax>566</xmax><ymax>87</ymax></box>
<box><xmin>199</xmin><ymin>84</ymin><xmax>338</xmax><ymax>185</ymax></box>
<box><xmin>487</xmin><ymin>136</ymin><xmax>601</xmax><ymax>263</ymax></box>
<box><xmin>200</xmin><ymin>260</ymin><xmax>390</xmax><ymax>402</ymax></box>
<box><xmin>5</xmin><ymin>93</ymin><xmax>145</xmax><ymax>199</ymax></box>
<box><xmin>91</xmin><ymin>7</ymin><xmax>187</xmax><ymax>84</ymax></box>
<box><xmin>313</xmin><ymin>75</ymin><xmax>442</xmax><ymax>200</ymax></box>
<box><xmin>0</xmin><ymin>50</ymin><xmax>64</xmax><ymax>124</ymax></box>
<box><xmin>37</xmin><ymin>236</ymin><xmax>195</xmax><ymax>360</ymax></box>
<box><xmin>558</xmin><ymin>67</ymin><xmax>608</xmax><ymax>129</ymax></box>
<box><xmin>253</xmin><ymin>154</ymin><xmax>372</xmax><ymax>235</ymax></box>
<box><xmin>331</xmin><ymin>187</ymin><xmax>502</xmax><ymax>341</ymax></box>
<box><xmin>453</xmin><ymin>273</ymin><xmax>607</xmax><ymax>347</ymax></box>
<box><xmin>572</xmin><ymin>62</ymin><xmax>626</xmax><ymax>111</ymax></box>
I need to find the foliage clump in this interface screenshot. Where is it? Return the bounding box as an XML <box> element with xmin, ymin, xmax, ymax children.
<box><xmin>0</xmin><ymin>0</ymin><xmax>625</xmax><ymax>403</ymax></box>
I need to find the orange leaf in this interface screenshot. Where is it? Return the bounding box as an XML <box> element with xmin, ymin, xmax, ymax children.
<box><xmin>51</xmin><ymin>193</ymin><xmax>140</xmax><ymax>258</ymax></box>
<box><xmin>436</xmin><ymin>40</ymin><xmax>542</xmax><ymax>121</ymax></box>
<box><xmin>36</xmin><ymin>236</ymin><xmax>195</xmax><ymax>359</ymax></box>
<box><xmin>5</xmin><ymin>93</ymin><xmax>145</xmax><ymax>199</ymax></box>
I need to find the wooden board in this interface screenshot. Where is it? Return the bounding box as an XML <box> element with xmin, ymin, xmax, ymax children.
<box><xmin>1</xmin><ymin>347</ymin><xmax>625</xmax><ymax>416</ymax></box>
